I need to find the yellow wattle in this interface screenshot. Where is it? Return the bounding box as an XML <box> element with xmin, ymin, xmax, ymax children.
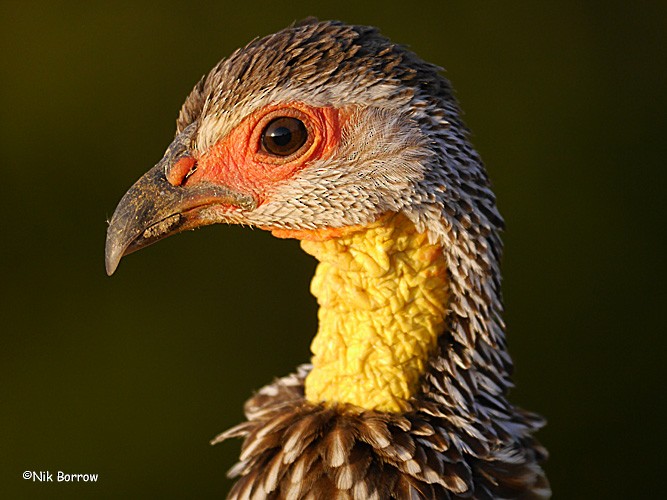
<box><xmin>300</xmin><ymin>213</ymin><xmax>449</xmax><ymax>413</ymax></box>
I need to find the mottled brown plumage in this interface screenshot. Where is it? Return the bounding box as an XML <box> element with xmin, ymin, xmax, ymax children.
<box><xmin>213</xmin><ymin>366</ymin><xmax>548</xmax><ymax>499</ymax></box>
<box><xmin>106</xmin><ymin>18</ymin><xmax>549</xmax><ymax>499</ymax></box>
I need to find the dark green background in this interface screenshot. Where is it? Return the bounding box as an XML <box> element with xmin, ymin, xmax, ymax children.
<box><xmin>2</xmin><ymin>1</ymin><xmax>665</xmax><ymax>498</ymax></box>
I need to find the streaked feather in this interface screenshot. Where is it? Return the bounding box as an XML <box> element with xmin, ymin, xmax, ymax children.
<box><xmin>191</xmin><ymin>19</ymin><xmax>551</xmax><ymax>499</ymax></box>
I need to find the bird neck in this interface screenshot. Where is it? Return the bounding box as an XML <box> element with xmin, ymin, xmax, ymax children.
<box><xmin>299</xmin><ymin>212</ymin><xmax>449</xmax><ymax>413</ymax></box>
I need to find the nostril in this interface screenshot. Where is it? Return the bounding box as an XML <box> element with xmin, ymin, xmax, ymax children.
<box><xmin>166</xmin><ymin>156</ymin><xmax>197</xmax><ymax>186</ymax></box>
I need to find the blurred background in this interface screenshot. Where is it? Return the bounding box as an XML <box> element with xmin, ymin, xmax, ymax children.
<box><xmin>1</xmin><ymin>1</ymin><xmax>665</xmax><ymax>498</ymax></box>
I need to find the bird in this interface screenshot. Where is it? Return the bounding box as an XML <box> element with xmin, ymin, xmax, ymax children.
<box><xmin>105</xmin><ymin>18</ymin><xmax>549</xmax><ymax>499</ymax></box>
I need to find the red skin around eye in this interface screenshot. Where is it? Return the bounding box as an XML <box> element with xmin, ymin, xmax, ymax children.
<box><xmin>188</xmin><ymin>103</ymin><xmax>342</xmax><ymax>204</ymax></box>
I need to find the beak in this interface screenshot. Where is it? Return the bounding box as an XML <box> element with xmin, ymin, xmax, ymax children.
<box><xmin>105</xmin><ymin>123</ymin><xmax>256</xmax><ymax>276</ymax></box>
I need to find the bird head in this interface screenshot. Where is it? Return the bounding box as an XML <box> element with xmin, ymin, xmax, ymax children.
<box><xmin>105</xmin><ymin>21</ymin><xmax>503</xmax><ymax>349</ymax></box>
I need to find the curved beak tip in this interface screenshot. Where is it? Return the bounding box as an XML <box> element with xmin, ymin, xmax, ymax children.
<box><xmin>104</xmin><ymin>235</ymin><xmax>124</xmax><ymax>276</ymax></box>
<box><xmin>104</xmin><ymin>124</ymin><xmax>258</xmax><ymax>277</ymax></box>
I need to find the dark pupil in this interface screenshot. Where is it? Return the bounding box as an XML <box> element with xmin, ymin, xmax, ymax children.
<box><xmin>262</xmin><ymin>117</ymin><xmax>307</xmax><ymax>156</ymax></box>
<box><xmin>271</xmin><ymin>126</ymin><xmax>292</xmax><ymax>147</ymax></box>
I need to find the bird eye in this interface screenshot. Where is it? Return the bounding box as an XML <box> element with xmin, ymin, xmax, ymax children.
<box><xmin>261</xmin><ymin>117</ymin><xmax>308</xmax><ymax>157</ymax></box>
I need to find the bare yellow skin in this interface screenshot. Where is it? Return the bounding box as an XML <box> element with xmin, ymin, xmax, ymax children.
<box><xmin>301</xmin><ymin>213</ymin><xmax>449</xmax><ymax>413</ymax></box>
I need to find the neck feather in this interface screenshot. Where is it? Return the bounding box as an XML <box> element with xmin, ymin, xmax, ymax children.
<box><xmin>300</xmin><ymin>212</ymin><xmax>449</xmax><ymax>412</ymax></box>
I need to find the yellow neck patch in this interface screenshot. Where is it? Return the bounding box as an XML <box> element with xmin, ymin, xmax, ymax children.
<box><xmin>300</xmin><ymin>213</ymin><xmax>449</xmax><ymax>413</ymax></box>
